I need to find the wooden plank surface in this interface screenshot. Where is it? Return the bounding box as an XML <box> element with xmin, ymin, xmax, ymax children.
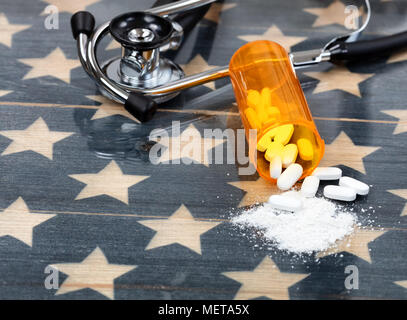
<box><xmin>0</xmin><ymin>0</ymin><xmax>406</xmax><ymax>300</ymax></box>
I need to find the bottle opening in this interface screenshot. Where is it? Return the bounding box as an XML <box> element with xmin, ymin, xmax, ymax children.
<box><xmin>254</xmin><ymin>123</ymin><xmax>325</xmax><ymax>181</ymax></box>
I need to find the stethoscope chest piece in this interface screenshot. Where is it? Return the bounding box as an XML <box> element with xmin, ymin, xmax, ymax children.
<box><xmin>72</xmin><ymin>1</ymin><xmax>228</xmax><ymax>122</ymax></box>
<box><xmin>102</xmin><ymin>12</ymin><xmax>184</xmax><ymax>103</ymax></box>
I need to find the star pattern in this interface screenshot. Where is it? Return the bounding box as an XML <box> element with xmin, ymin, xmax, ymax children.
<box><xmin>87</xmin><ymin>95</ymin><xmax>135</xmax><ymax>121</ymax></box>
<box><xmin>316</xmin><ymin>227</ymin><xmax>386</xmax><ymax>263</ymax></box>
<box><xmin>41</xmin><ymin>0</ymin><xmax>101</xmax><ymax>14</ymax></box>
<box><xmin>387</xmin><ymin>190</ymin><xmax>407</xmax><ymax>216</ymax></box>
<box><xmin>319</xmin><ymin>131</ymin><xmax>379</xmax><ymax>174</ymax></box>
<box><xmin>153</xmin><ymin>123</ymin><xmax>225</xmax><ymax>167</ymax></box>
<box><xmin>382</xmin><ymin>110</ymin><xmax>407</xmax><ymax>135</ymax></box>
<box><xmin>223</xmin><ymin>256</ymin><xmax>309</xmax><ymax>300</ymax></box>
<box><xmin>69</xmin><ymin>161</ymin><xmax>149</xmax><ymax>204</ymax></box>
<box><xmin>203</xmin><ymin>2</ymin><xmax>237</xmax><ymax>23</ymax></box>
<box><xmin>106</xmin><ymin>39</ymin><xmax>120</xmax><ymax>51</ymax></box>
<box><xmin>138</xmin><ymin>204</ymin><xmax>220</xmax><ymax>255</ymax></box>
<box><xmin>19</xmin><ymin>47</ymin><xmax>81</xmax><ymax>84</ymax></box>
<box><xmin>0</xmin><ymin>0</ymin><xmax>405</xmax><ymax>301</ymax></box>
<box><xmin>304</xmin><ymin>67</ymin><xmax>375</xmax><ymax>97</ymax></box>
<box><xmin>304</xmin><ymin>0</ymin><xmax>348</xmax><ymax>27</ymax></box>
<box><xmin>238</xmin><ymin>25</ymin><xmax>307</xmax><ymax>50</ymax></box>
<box><xmin>394</xmin><ymin>280</ymin><xmax>407</xmax><ymax>290</ymax></box>
<box><xmin>50</xmin><ymin>247</ymin><xmax>136</xmax><ymax>299</ymax></box>
<box><xmin>387</xmin><ymin>50</ymin><xmax>407</xmax><ymax>64</ymax></box>
<box><xmin>0</xmin><ymin>197</ymin><xmax>56</xmax><ymax>246</ymax></box>
<box><xmin>0</xmin><ymin>90</ymin><xmax>12</xmax><ymax>97</ymax></box>
<box><xmin>0</xmin><ymin>13</ymin><xmax>30</xmax><ymax>48</ymax></box>
<box><xmin>229</xmin><ymin>178</ymin><xmax>281</xmax><ymax>207</ymax></box>
<box><xmin>0</xmin><ymin>117</ymin><xmax>74</xmax><ymax>160</ymax></box>
<box><xmin>181</xmin><ymin>54</ymin><xmax>219</xmax><ymax>90</ymax></box>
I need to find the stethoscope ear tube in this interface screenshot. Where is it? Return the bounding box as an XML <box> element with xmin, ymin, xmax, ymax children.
<box><xmin>329</xmin><ymin>31</ymin><xmax>407</xmax><ymax>61</ymax></box>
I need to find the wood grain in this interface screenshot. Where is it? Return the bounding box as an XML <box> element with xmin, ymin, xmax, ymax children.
<box><xmin>0</xmin><ymin>0</ymin><xmax>406</xmax><ymax>300</ymax></box>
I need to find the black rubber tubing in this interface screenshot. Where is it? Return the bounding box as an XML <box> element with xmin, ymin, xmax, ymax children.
<box><xmin>330</xmin><ymin>31</ymin><xmax>407</xmax><ymax>61</ymax></box>
<box><xmin>71</xmin><ymin>11</ymin><xmax>95</xmax><ymax>39</ymax></box>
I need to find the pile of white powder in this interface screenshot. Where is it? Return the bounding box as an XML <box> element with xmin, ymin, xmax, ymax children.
<box><xmin>232</xmin><ymin>190</ymin><xmax>357</xmax><ymax>255</ymax></box>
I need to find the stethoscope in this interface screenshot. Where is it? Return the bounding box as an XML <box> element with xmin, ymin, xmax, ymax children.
<box><xmin>71</xmin><ymin>0</ymin><xmax>407</xmax><ymax>122</ymax></box>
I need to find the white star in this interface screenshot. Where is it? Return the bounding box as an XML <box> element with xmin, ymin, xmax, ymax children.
<box><xmin>388</xmin><ymin>190</ymin><xmax>407</xmax><ymax>216</ymax></box>
<box><xmin>223</xmin><ymin>256</ymin><xmax>309</xmax><ymax>300</ymax></box>
<box><xmin>106</xmin><ymin>39</ymin><xmax>120</xmax><ymax>51</ymax></box>
<box><xmin>203</xmin><ymin>3</ymin><xmax>237</xmax><ymax>23</ymax></box>
<box><xmin>181</xmin><ymin>54</ymin><xmax>219</xmax><ymax>90</ymax></box>
<box><xmin>138</xmin><ymin>204</ymin><xmax>221</xmax><ymax>255</ymax></box>
<box><xmin>395</xmin><ymin>280</ymin><xmax>407</xmax><ymax>290</ymax></box>
<box><xmin>238</xmin><ymin>25</ymin><xmax>307</xmax><ymax>51</ymax></box>
<box><xmin>304</xmin><ymin>67</ymin><xmax>375</xmax><ymax>98</ymax></box>
<box><xmin>317</xmin><ymin>227</ymin><xmax>386</xmax><ymax>263</ymax></box>
<box><xmin>387</xmin><ymin>50</ymin><xmax>407</xmax><ymax>64</ymax></box>
<box><xmin>382</xmin><ymin>110</ymin><xmax>407</xmax><ymax>135</ymax></box>
<box><xmin>50</xmin><ymin>247</ymin><xmax>136</xmax><ymax>299</ymax></box>
<box><xmin>19</xmin><ymin>47</ymin><xmax>81</xmax><ymax>84</ymax></box>
<box><xmin>0</xmin><ymin>117</ymin><xmax>74</xmax><ymax>160</ymax></box>
<box><xmin>320</xmin><ymin>131</ymin><xmax>380</xmax><ymax>174</ymax></box>
<box><xmin>87</xmin><ymin>95</ymin><xmax>135</xmax><ymax>121</ymax></box>
<box><xmin>0</xmin><ymin>90</ymin><xmax>12</xmax><ymax>97</ymax></box>
<box><xmin>0</xmin><ymin>13</ymin><xmax>30</xmax><ymax>48</ymax></box>
<box><xmin>41</xmin><ymin>0</ymin><xmax>102</xmax><ymax>14</ymax></box>
<box><xmin>69</xmin><ymin>161</ymin><xmax>149</xmax><ymax>204</ymax></box>
<box><xmin>304</xmin><ymin>1</ymin><xmax>348</xmax><ymax>27</ymax></box>
<box><xmin>0</xmin><ymin>197</ymin><xmax>56</xmax><ymax>246</ymax></box>
<box><xmin>153</xmin><ymin>123</ymin><xmax>225</xmax><ymax>167</ymax></box>
<box><xmin>229</xmin><ymin>178</ymin><xmax>281</xmax><ymax>207</ymax></box>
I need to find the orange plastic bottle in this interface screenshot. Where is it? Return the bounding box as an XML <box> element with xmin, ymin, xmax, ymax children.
<box><xmin>229</xmin><ymin>40</ymin><xmax>325</xmax><ymax>182</ymax></box>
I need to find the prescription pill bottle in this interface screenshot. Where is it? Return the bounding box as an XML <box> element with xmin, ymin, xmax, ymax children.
<box><xmin>229</xmin><ymin>40</ymin><xmax>325</xmax><ymax>182</ymax></box>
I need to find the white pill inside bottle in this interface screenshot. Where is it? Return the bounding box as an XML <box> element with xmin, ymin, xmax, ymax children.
<box><xmin>339</xmin><ymin>176</ymin><xmax>369</xmax><ymax>195</ymax></box>
<box><xmin>301</xmin><ymin>176</ymin><xmax>320</xmax><ymax>198</ymax></box>
<box><xmin>268</xmin><ymin>194</ymin><xmax>303</xmax><ymax>212</ymax></box>
<box><xmin>323</xmin><ymin>185</ymin><xmax>356</xmax><ymax>201</ymax></box>
<box><xmin>270</xmin><ymin>156</ymin><xmax>282</xmax><ymax>179</ymax></box>
<box><xmin>312</xmin><ymin>167</ymin><xmax>342</xmax><ymax>180</ymax></box>
<box><xmin>277</xmin><ymin>163</ymin><xmax>303</xmax><ymax>191</ymax></box>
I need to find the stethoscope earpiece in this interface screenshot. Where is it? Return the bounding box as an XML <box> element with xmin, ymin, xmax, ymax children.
<box><xmin>71</xmin><ymin>11</ymin><xmax>95</xmax><ymax>40</ymax></box>
<box><xmin>124</xmin><ymin>92</ymin><xmax>158</xmax><ymax>122</ymax></box>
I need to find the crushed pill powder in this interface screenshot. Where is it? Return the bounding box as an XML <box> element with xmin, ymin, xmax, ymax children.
<box><xmin>232</xmin><ymin>191</ymin><xmax>357</xmax><ymax>255</ymax></box>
